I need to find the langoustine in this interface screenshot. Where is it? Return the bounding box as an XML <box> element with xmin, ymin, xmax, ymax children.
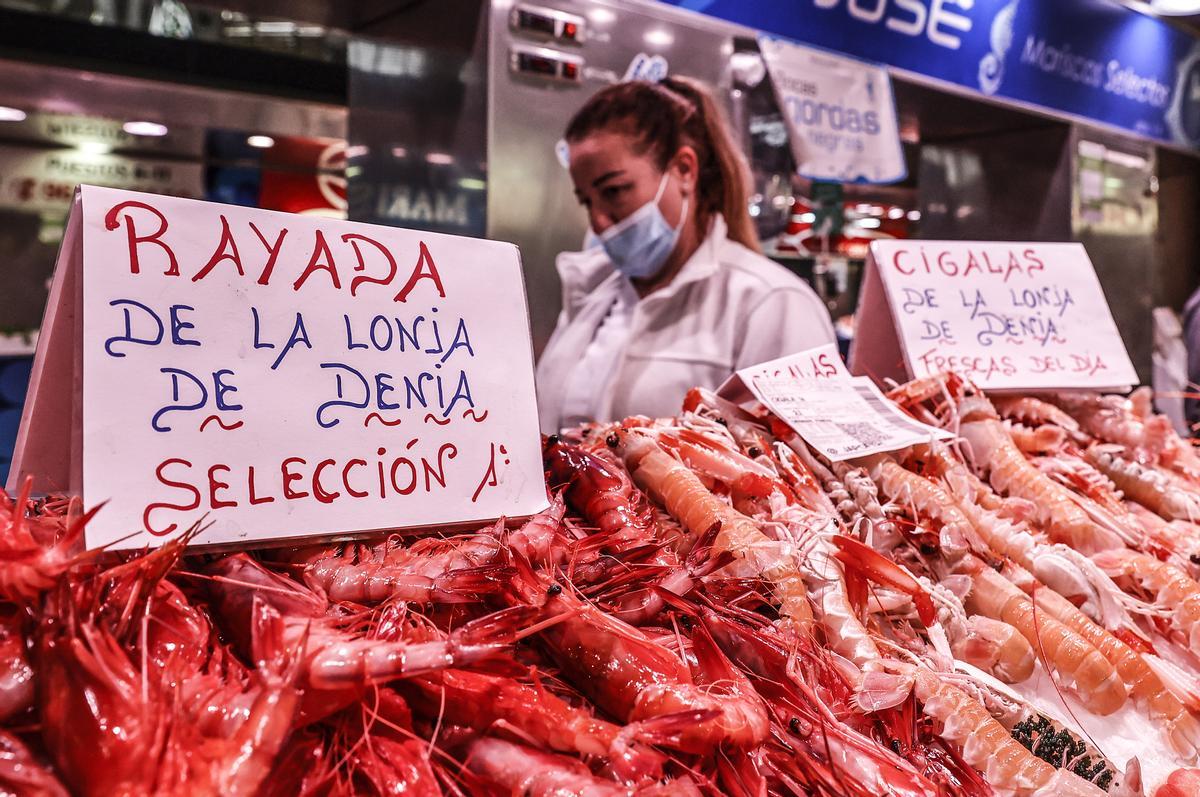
<box><xmin>10</xmin><ymin>373</ymin><xmax>1200</xmax><ymax>795</ymax></box>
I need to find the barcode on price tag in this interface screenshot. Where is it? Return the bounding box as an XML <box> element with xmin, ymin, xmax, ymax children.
<box><xmin>718</xmin><ymin>345</ymin><xmax>951</xmax><ymax>461</ymax></box>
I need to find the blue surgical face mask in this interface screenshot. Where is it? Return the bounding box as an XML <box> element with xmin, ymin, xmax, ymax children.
<box><xmin>598</xmin><ymin>172</ymin><xmax>687</xmax><ymax>280</ymax></box>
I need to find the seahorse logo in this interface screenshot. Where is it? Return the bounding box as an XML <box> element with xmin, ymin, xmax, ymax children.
<box><xmin>1166</xmin><ymin>42</ymin><xmax>1200</xmax><ymax>148</ymax></box>
<box><xmin>979</xmin><ymin>0</ymin><xmax>1020</xmax><ymax>96</ymax></box>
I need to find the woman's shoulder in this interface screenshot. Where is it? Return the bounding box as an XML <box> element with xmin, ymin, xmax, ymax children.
<box><xmin>711</xmin><ymin>236</ymin><xmax>822</xmax><ymax>303</ymax></box>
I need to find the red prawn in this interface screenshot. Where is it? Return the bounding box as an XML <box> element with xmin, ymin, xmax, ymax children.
<box><xmin>508</xmin><ymin>556</ymin><xmax>770</xmax><ymax>755</ymax></box>
<box><xmin>0</xmin><ymin>729</ymin><xmax>68</xmax><ymax>797</ymax></box>
<box><xmin>0</xmin><ymin>479</ymin><xmax>97</xmax><ymax>604</ymax></box>
<box><xmin>544</xmin><ymin>437</ymin><xmax>658</xmax><ymax>549</ymax></box>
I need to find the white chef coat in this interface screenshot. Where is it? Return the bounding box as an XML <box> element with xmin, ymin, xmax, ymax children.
<box><xmin>558</xmin><ymin>279</ymin><xmax>638</xmax><ymax>428</ymax></box>
<box><xmin>536</xmin><ymin>214</ymin><xmax>836</xmax><ymax>433</ymax></box>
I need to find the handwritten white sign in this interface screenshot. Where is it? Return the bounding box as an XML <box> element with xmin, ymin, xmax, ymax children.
<box><xmin>8</xmin><ymin>185</ymin><xmax>548</xmax><ymax>549</ymax></box>
<box><xmin>758</xmin><ymin>35</ymin><xmax>905</xmax><ymax>184</ymax></box>
<box><xmin>719</xmin><ymin>345</ymin><xmax>950</xmax><ymax>461</ymax></box>
<box><xmin>850</xmin><ymin>241</ymin><xmax>1137</xmax><ymax>391</ymax></box>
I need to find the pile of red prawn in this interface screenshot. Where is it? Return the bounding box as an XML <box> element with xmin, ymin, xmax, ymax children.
<box><xmin>4</xmin><ymin>377</ymin><xmax>1200</xmax><ymax>796</ymax></box>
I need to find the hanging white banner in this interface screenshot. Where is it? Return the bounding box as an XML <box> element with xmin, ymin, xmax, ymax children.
<box><xmin>758</xmin><ymin>35</ymin><xmax>906</xmax><ymax>184</ymax></box>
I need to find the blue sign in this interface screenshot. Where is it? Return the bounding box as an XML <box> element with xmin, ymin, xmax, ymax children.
<box><xmin>662</xmin><ymin>0</ymin><xmax>1200</xmax><ymax>150</ymax></box>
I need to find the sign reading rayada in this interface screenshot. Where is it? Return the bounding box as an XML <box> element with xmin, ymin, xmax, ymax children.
<box><xmin>8</xmin><ymin>185</ymin><xmax>548</xmax><ymax>550</ymax></box>
<box><xmin>851</xmin><ymin>240</ymin><xmax>1137</xmax><ymax>391</ymax></box>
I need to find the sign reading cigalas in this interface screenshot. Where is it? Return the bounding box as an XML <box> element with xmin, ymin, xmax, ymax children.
<box><xmin>8</xmin><ymin>185</ymin><xmax>548</xmax><ymax>550</ymax></box>
<box><xmin>850</xmin><ymin>240</ymin><xmax>1138</xmax><ymax>391</ymax></box>
<box><xmin>719</xmin><ymin>344</ymin><xmax>950</xmax><ymax>461</ymax></box>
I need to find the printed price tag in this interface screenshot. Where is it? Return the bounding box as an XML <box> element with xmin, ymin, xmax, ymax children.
<box><xmin>719</xmin><ymin>344</ymin><xmax>950</xmax><ymax>461</ymax></box>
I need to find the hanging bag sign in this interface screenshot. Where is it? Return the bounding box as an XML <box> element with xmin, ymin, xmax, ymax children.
<box><xmin>758</xmin><ymin>35</ymin><xmax>906</xmax><ymax>184</ymax></box>
<box><xmin>850</xmin><ymin>240</ymin><xmax>1138</xmax><ymax>391</ymax></box>
<box><xmin>8</xmin><ymin>185</ymin><xmax>548</xmax><ymax>550</ymax></box>
<box><xmin>719</xmin><ymin>344</ymin><xmax>950</xmax><ymax>461</ymax></box>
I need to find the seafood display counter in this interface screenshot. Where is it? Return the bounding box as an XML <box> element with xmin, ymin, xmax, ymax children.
<box><xmin>4</xmin><ymin>377</ymin><xmax>1200</xmax><ymax>796</ymax></box>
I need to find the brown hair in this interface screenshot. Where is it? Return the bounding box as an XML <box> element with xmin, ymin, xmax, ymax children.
<box><xmin>564</xmin><ymin>76</ymin><xmax>761</xmax><ymax>253</ymax></box>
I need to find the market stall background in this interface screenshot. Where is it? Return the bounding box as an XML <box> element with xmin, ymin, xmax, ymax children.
<box><xmin>1</xmin><ymin>0</ymin><xmax>1200</xmax><ymax>794</ymax></box>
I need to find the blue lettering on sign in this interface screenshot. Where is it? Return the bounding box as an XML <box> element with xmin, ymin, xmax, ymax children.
<box><xmin>663</xmin><ymin>0</ymin><xmax>1200</xmax><ymax>150</ymax></box>
<box><xmin>785</xmin><ymin>97</ymin><xmax>882</xmax><ymax>135</ymax></box>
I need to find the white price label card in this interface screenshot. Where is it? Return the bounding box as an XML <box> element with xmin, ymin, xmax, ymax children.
<box><xmin>718</xmin><ymin>344</ymin><xmax>951</xmax><ymax>461</ymax></box>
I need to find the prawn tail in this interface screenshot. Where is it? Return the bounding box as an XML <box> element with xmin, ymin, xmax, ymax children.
<box><xmin>430</xmin><ymin>564</ymin><xmax>515</xmax><ymax>602</ymax></box>
<box><xmin>452</xmin><ymin>604</ymin><xmax>543</xmax><ymax>655</ymax></box>
<box><xmin>250</xmin><ymin>597</ymin><xmax>303</xmax><ymax>687</ymax></box>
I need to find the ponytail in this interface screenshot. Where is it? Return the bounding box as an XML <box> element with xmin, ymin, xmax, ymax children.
<box><xmin>564</xmin><ymin>76</ymin><xmax>761</xmax><ymax>253</ymax></box>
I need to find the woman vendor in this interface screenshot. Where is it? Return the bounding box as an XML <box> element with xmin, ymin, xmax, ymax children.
<box><xmin>536</xmin><ymin>76</ymin><xmax>836</xmax><ymax>433</ymax></box>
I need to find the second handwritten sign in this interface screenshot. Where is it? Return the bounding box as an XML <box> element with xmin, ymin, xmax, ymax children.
<box><xmin>851</xmin><ymin>240</ymin><xmax>1137</xmax><ymax>391</ymax></box>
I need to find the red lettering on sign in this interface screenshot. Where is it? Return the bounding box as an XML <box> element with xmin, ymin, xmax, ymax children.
<box><xmin>282</xmin><ymin>456</ymin><xmax>310</xmax><ymax>499</ymax></box>
<box><xmin>312</xmin><ymin>458</ymin><xmax>341</xmax><ymax>504</ymax></box>
<box><xmin>250</xmin><ymin>222</ymin><xmax>289</xmax><ymax>286</ymax></box>
<box><xmin>207</xmin><ymin>463</ymin><xmax>238</xmax><ymax>509</ymax></box>
<box><xmin>345</xmin><ymin>233</ymin><xmax>399</xmax><ymax>297</ymax></box>
<box><xmin>247</xmin><ymin>465</ymin><xmax>275</xmax><ymax>505</ymax></box>
<box><xmin>395</xmin><ymin>241</ymin><xmax>447</xmax><ymax>302</ymax></box>
<box><xmin>192</xmin><ymin>214</ymin><xmax>246</xmax><ymax>282</ymax></box>
<box><xmin>292</xmin><ymin>231</ymin><xmax>342</xmax><ymax>292</ymax></box>
<box><xmin>143</xmin><ymin>458</ymin><xmax>200</xmax><ymax>536</ymax></box>
<box><xmin>104</xmin><ymin>200</ymin><xmax>180</xmax><ymax>276</ymax></box>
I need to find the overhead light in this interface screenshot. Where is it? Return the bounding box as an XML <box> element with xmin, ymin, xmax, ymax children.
<box><xmin>906</xmin><ymin>210</ymin><xmax>921</xmax><ymax>221</ymax></box>
<box><xmin>425</xmin><ymin>152</ymin><xmax>454</xmax><ymax>165</ymax></box>
<box><xmin>122</xmin><ymin>121</ymin><xmax>168</xmax><ymax>136</ymax></box>
<box><xmin>78</xmin><ymin>141</ymin><xmax>111</xmax><ymax>154</ymax></box>
<box><xmin>643</xmin><ymin>29</ymin><xmax>673</xmax><ymax>47</ymax></box>
<box><xmin>458</xmin><ymin>177</ymin><xmax>486</xmax><ymax>191</ymax></box>
<box><xmin>0</xmin><ymin>106</ymin><xmax>26</xmax><ymax>122</ymax></box>
<box><xmin>798</xmin><ymin>213</ymin><xmax>816</xmax><ymax>223</ymax></box>
<box><xmin>1150</xmin><ymin>0</ymin><xmax>1200</xmax><ymax>14</ymax></box>
<box><xmin>391</xmin><ymin>146</ymin><xmax>408</xmax><ymax>158</ymax></box>
<box><xmin>887</xmin><ymin>207</ymin><xmax>905</xmax><ymax>220</ymax></box>
<box><xmin>1105</xmin><ymin>150</ymin><xmax>1148</xmax><ymax>170</ymax></box>
<box><xmin>344</xmin><ymin>144</ymin><xmax>369</xmax><ymax>158</ymax></box>
<box><xmin>588</xmin><ymin>7</ymin><xmax>615</xmax><ymax>24</ymax></box>
<box><xmin>247</xmin><ymin>135</ymin><xmax>275</xmax><ymax>148</ymax></box>
<box><xmin>254</xmin><ymin>20</ymin><xmax>297</xmax><ymax>34</ymax></box>
<box><xmin>858</xmin><ymin>218</ymin><xmax>881</xmax><ymax>229</ymax></box>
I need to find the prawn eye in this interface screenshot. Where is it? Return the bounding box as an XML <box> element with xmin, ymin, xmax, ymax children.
<box><xmin>546</xmin><ymin>434</ymin><xmax>560</xmax><ymax>447</ymax></box>
<box><xmin>547</xmin><ymin>583</ymin><xmax>563</xmax><ymax>596</ymax></box>
<box><xmin>1190</xmin><ymin>554</ymin><xmax>1200</xmax><ymax>566</ymax></box>
<box><xmin>747</xmin><ymin>446</ymin><xmax>762</xmax><ymax>458</ymax></box>
<box><xmin>890</xmin><ymin>739</ymin><xmax>902</xmax><ymax>753</ymax></box>
<box><xmin>678</xmin><ymin>615</ymin><xmax>693</xmax><ymax>630</ymax></box>
<box><xmin>605</xmin><ymin>433</ymin><xmax>620</xmax><ymax>448</ymax></box>
<box><xmin>919</xmin><ymin>542</ymin><xmax>938</xmax><ymax>556</ymax></box>
<box><xmin>788</xmin><ymin>717</ymin><xmax>801</xmax><ymax>734</ymax></box>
